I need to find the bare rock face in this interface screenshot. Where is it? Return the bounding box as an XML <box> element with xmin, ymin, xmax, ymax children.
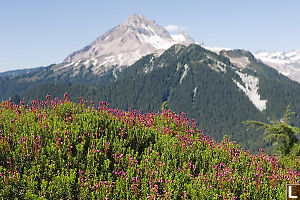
<box><xmin>61</xmin><ymin>14</ymin><xmax>194</xmax><ymax>75</ymax></box>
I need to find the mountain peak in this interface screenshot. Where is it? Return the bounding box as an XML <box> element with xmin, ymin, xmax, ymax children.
<box><xmin>124</xmin><ymin>14</ymin><xmax>150</xmax><ymax>25</ymax></box>
<box><xmin>62</xmin><ymin>14</ymin><xmax>195</xmax><ymax>74</ymax></box>
<box><xmin>120</xmin><ymin>14</ymin><xmax>170</xmax><ymax>38</ymax></box>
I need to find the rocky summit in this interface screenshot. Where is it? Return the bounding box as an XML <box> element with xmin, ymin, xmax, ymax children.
<box><xmin>61</xmin><ymin>14</ymin><xmax>194</xmax><ymax>75</ymax></box>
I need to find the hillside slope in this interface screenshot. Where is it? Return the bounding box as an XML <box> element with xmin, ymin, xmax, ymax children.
<box><xmin>0</xmin><ymin>97</ymin><xmax>299</xmax><ymax>199</ymax></box>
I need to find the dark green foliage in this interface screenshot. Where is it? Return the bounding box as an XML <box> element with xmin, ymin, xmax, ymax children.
<box><xmin>244</xmin><ymin>105</ymin><xmax>300</xmax><ymax>157</ymax></box>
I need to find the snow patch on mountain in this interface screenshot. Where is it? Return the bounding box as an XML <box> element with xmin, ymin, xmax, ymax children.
<box><xmin>84</xmin><ymin>59</ymin><xmax>90</xmax><ymax>66</ymax></box>
<box><xmin>215</xmin><ymin>61</ymin><xmax>227</xmax><ymax>72</ymax></box>
<box><xmin>140</xmin><ymin>34</ymin><xmax>174</xmax><ymax>50</ymax></box>
<box><xmin>143</xmin><ymin>56</ymin><xmax>155</xmax><ymax>74</ymax></box>
<box><xmin>207</xmin><ymin>61</ymin><xmax>226</xmax><ymax>72</ymax></box>
<box><xmin>75</xmin><ymin>60</ymin><xmax>82</xmax><ymax>67</ymax></box>
<box><xmin>205</xmin><ymin>55</ymin><xmax>227</xmax><ymax>72</ymax></box>
<box><xmin>254</xmin><ymin>50</ymin><xmax>300</xmax><ymax>82</ymax></box>
<box><xmin>255</xmin><ymin>51</ymin><xmax>290</xmax><ymax>65</ymax></box>
<box><xmin>92</xmin><ymin>58</ymin><xmax>98</xmax><ymax>66</ymax></box>
<box><xmin>286</xmin><ymin>49</ymin><xmax>300</xmax><ymax>61</ymax></box>
<box><xmin>180</xmin><ymin>64</ymin><xmax>189</xmax><ymax>83</ymax></box>
<box><xmin>193</xmin><ymin>87</ymin><xmax>197</xmax><ymax>98</ymax></box>
<box><xmin>203</xmin><ymin>46</ymin><xmax>232</xmax><ymax>54</ymax></box>
<box><xmin>233</xmin><ymin>71</ymin><xmax>267</xmax><ymax>111</ymax></box>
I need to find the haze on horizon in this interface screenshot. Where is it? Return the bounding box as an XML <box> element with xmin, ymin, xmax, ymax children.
<box><xmin>1</xmin><ymin>0</ymin><xmax>300</xmax><ymax>72</ymax></box>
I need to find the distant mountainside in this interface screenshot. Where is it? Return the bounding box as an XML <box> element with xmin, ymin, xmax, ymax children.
<box><xmin>254</xmin><ymin>50</ymin><xmax>300</xmax><ymax>82</ymax></box>
<box><xmin>0</xmin><ymin>67</ymin><xmax>43</xmax><ymax>78</ymax></box>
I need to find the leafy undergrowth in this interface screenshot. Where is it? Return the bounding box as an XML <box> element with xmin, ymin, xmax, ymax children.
<box><xmin>0</xmin><ymin>94</ymin><xmax>299</xmax><ymax>199</ymax></box>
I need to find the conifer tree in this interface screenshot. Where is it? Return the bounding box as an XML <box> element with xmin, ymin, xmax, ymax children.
<box><xmin>244</xmin><ymin>105</ymin><xmax>300</xmax><ymax>157</ymax></box>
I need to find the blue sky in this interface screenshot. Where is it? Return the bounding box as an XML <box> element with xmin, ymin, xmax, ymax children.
<box><xmin>1</xmin><ymin>0</ymin><xmax>300</xmax><ymax>72</ymax></box>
